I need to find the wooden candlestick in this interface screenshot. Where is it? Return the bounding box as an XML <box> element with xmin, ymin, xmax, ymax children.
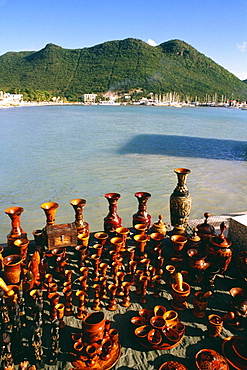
<box><xmin>121</xmin><ymin>281</ymin><xmax>132</xmax><ymax>307</ymax></box>
<box><xmin>92</xmin><ymin>284</ymin><xmax>101</xmax><ymax>311</ymax></box>
<box><xmin>75</xmin><ymin>290</ymin><xmax>87</xmax><ymax>319</ymax></box>
<box><xmin>107</xmin><ymin>284</ymin><xmax>118</xmax><ymax>311</ymax></box>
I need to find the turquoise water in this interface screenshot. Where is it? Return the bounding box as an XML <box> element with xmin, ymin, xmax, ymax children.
<box><xmin>0</xmin><ymin>105</ymin><xmax>247</xmax><ymax>240</ymax></box>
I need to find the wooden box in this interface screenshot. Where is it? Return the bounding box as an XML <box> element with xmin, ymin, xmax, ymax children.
<box><xmin>42</xmin><ymin>222</ymin><xmax>77</xmax><ymax>250</ymax></box>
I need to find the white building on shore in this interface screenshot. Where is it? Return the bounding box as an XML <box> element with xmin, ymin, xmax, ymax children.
<box><xmin>0</xmin><ymin>91</ymin><xmax>23</xmax><ymax>106</ymax></box>
<box><xmin>82</xmin><ymin>94</ymin><xmax>97</xmax><ymax>104</ymax></box>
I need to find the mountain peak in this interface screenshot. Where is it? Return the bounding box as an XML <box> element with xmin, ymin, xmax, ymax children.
<box><xmin>159</xmin><ymin>39</ymin><xmax>198</xmax><ymax>56</ymax></box>
<box><xmin>44</xmin><ymin>43</ymin><xmax>61</xmax><ymax>49</ymax></box>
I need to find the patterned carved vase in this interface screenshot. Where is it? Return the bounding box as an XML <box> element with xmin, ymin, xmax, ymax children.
<box><xmin>104</xmin><ymin>193</ymin><xmax>122</xmax><ymax>233</ymax></box>
<box><xmin>170</xmin><ymin>168</ymin><xmax>191</xmax><ymax>229</ymax></box>
<box><xmin>132</xmin><ymin>192</ymin><xmax>152</xmax><ymax>229</ymax></box>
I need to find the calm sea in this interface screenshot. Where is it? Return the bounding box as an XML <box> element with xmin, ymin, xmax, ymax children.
<box><xmin>0</xmin><ymin>105</ymin><xmax>247</xmax><ymax>241</ymax></box>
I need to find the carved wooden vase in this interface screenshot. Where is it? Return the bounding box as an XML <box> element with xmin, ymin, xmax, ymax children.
<box><xmin>170</xmin><ymin>168</ymin><xmax>191</xmax><ymax>229</ymax></box>
<box><xmin>104</xmin><ymin>193</ymin><xmax>122</xmax><ymax>233</ymax></box>
<box><xmin>5</xmin><ymin>207</ymin><xmax>28</xmax><ymax>249</ymax></box>
<box><xmin>132</xmin><ymin>192</ymin><xmax>151</xmax><ymax>229</ymax></box>
<box><xmin>40</xmin><ymin>202</ymin><xmax>59</xmax><ymax>226</ymax></box>
<box><xmin>70</xmin><ymin>198</ymin><xmax>90</xmax><ymax>236</ymax></box>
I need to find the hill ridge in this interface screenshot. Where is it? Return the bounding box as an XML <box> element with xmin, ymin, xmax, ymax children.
<box><xmin>0</xmin><ymin>38</ymin><xmax>246</xmax><ymax>101</ymax></box>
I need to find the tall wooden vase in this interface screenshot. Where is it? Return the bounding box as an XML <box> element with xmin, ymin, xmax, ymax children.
<box><xmin>40</xmin><ymin>202</ymin><xmax>59</xmax><ymax>226</ymax></box>
<box><xmin>104</xmin><ymin>193</ymin><xmax>122</xmax><ymax>233</ymax></box>
<box><xmin>170</xmin><ymin>168</ymin><xmax>191</xmax><ymax>229</ymax></box>
<box><xmin>70</xmin><ymin>198</ymin><xmax>90</xmax><ymax>236</ymax></box>
<box><xmin>132</xmin><ymin>192</ymin><xmax>151</xmax><ymax>229</ymax></box>
<box><xmin>5</xmin><ymin>206</ymin><xmax>28</xmax><ymax>249</ymax></box>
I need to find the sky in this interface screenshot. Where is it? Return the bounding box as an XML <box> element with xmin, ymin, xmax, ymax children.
<box><xmin>0</xmin><ymin>0</ymin><xmax>247</xmax><ymax>80</ymax></box>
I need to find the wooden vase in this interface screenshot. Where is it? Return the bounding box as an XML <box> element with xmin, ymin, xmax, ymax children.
<box><xmin>5</xmin><ymin>207</ymin><xmax>28</xmax><ymax>249</ymax></box>
<box><xmin>70</xmin><ymin>198</ymin><xmax>90</xmax><ymax>235</ymax></box>
<box><xmin>104</xmin><ymin>193</ymin><xmax>122</xmax><ymax>233</ymax></box>
<box><xmin>132</xmin><ymin>192</ymin><xmax>151</xmax><ymax>229</ymax></box>
<box><xmin>40</xmin><ymin>202</ymin><xmax>59</xmax><ymax>226</ymax></box>
<box><xmin>170</xmin><ymin>168</ymin><xmax>191</xmax><ymax>229</ymax></box>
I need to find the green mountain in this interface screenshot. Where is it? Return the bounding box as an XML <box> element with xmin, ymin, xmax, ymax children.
<box><xmin>0</xmin><ymin>38</ymin><xmax>247</xmax><ymax>101</ymax></box>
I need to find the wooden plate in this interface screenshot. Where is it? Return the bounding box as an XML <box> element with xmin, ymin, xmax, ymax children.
<box><xmin>222</xmin><ymin>336</ymin><xmax>247</xmax><ymax>370</ymax></box>
<box><xmin>195</xmin><ymin>348</ymin><xmax>229</xmax><ymax>370</ymax></box>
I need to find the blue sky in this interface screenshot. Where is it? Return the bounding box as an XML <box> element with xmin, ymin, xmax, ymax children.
<box><xmin>1</xmin><ymin>0</ymin><xmax>247</xmax><ymax>80</ymax></box>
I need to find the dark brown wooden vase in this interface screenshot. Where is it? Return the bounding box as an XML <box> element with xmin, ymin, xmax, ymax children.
<box><xmin>132</xmin><ymin>192</ymin><xmax>151</xmax><ymax>229</ymax></box>
<box><xmin>170</xmin><ymin>168</ymin><xmax>191</xmax><ymax>229</ymax></box>
<box><xmin>104</xmin><ymin>193</ymin><xmax>122</xmax><ymax>233</ymax></box>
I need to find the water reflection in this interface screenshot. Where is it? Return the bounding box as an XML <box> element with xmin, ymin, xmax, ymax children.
<box><xmin>118</xmin><ymin>134</ymin><xmax>247</xmax><ymax>161</ymax></box>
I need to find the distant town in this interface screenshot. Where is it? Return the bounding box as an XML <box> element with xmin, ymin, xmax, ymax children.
<box><xmin>1</xmin><ymin>91</ymin><xmax>247</xmax><ymax>109</ymax></box>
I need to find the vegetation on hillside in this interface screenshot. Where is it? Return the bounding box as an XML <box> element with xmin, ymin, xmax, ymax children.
<box><xmin>0</xmin><ymin>38</ymin><xmax>247</xmax><ymax>101</ymax></box>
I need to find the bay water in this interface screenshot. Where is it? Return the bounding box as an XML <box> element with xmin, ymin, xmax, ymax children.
<box><xmin>0</xmin><ymin>105</ymin><xmax>246</xmax><ymax>242</ymax></box>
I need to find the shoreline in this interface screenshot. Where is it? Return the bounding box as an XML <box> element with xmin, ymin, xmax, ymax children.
<box><xmin>0</xmin><ymin>101</ymin><xmax>83</xmax><ymax>108</ymax></box>
<box><xmin>0</xmin><ymin>101</ymin><xmax>245</xmax><ymax>109</ymax></box>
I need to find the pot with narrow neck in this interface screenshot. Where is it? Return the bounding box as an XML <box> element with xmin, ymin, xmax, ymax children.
<box><xmin>40</xmin><ymin>202</ymin><xmax>59</xmax><ymax>226</ymax></box>
<box><xmin>5</xmin><ymin>207</ymin><xmax>28</xmax><ymax>248</ymax></box>
<box><xmin>170</xmin><ymin>168</ymin><xmax>191</xmax><ymax>229</ymax></box>
<box><xmin>133</xmin><ymin>192</ymin><xmax>151</xmax><ymax>229</ymax></box>
<box><xmin>104</xmin><ymin>193</ymin><xmax>122</xmax><ymax>233</ymax></box>
<box><xmin>70</xmin><ymin>198</ymin><xmax>89</xmax><ymax>235</ymax></box>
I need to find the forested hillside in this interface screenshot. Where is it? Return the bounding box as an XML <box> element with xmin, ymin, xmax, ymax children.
<box><xmin>0</xmin><ymin>38</ymin><xmax>246</xmax><ymax>101</ymax></box>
